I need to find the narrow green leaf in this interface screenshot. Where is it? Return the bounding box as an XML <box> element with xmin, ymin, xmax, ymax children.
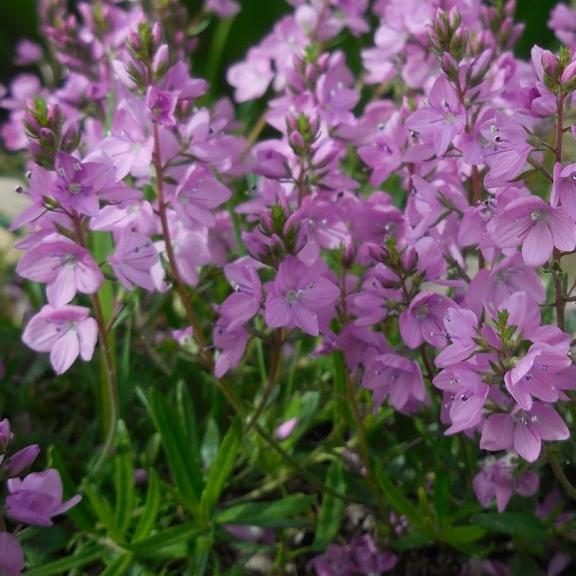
<box><xmin>130</xmin><ymin>522</ymin><xmax>203</xmax><ymax>559</ymax></box>
<box><xmin>144</xmin><ymin>389</ymin><xmax>203</xmax><ymax>512</ymax></box>
<box><xmin>26</xmin><ymin>544</ymin><xmax>103</xmax><ymax>576</ymax></box>
<box><xmin>194</xmin><ymin>531</ymin><xmax>215</xmax><ymax>576</ymax></box>
<box><xmin>472</xmin><ymin>513</ymin><xmax>549</xmax><ymax>541</ymax></box>
<box><xmin>84</xmin><ymin>485</ymin><xmax>121</xmax><ymax>540</ymax></box>
<box><xmin>313</xmin><ymin>461</ymin><xmax>346</xmax><ymax>550</ymax></box>
<box><xmin>215</xmin><ymin>494</ymin><xmax>315</xmax><ymax>528</ymax></box>
<box><xmin>200</xmin><ymin>418</ymin><xmax>241</xmax><ymax>522</ymax></box>
<box><xmin>132</xmin><ymin>469</ymin><xmax>161</xmax><ymax>542</ymax></box>
<box><xmin>101</xmin><ymin>552</ymin><xmax>134</xmax><ymax>576</ymax></box>
<box><xmin>375</xmin><ymin>467</ymin><xmax>429</xmax><ymax>535</ymax></box>
<box><xmin>114</xmin><ymin>420</ymin><xmax>135</xmax><ymax>539</ymax></box>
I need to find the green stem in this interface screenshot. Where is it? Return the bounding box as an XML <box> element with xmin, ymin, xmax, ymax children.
<box><xmin>547</xmin><ymin>449</ymin><xmax>576</xmax><ymax>502</ymax></box>
<box><xmin>72</xmin><ymin>216</ymin><xmax>118</xmax><ymax>475</ymax></box>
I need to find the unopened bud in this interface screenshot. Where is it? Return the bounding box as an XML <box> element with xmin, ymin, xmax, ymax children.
<box><xmin>61</xmin><ymin>121</ymin><xmax>81</xmax><ymax>153</ymax></box>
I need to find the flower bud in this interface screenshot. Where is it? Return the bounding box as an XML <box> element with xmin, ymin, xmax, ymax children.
<box><xmin>541</xmin><ymin>50</ymin><xmax>558</xmax><ymax>78</ymax></box>
<box><xmin>38</xmin><ymin>127</ymin><xmax>56</xmax><ymax>149</ymax></box>
<box><xmin>0</xmin><ymin>419</ymin><xmax>11</xmax><ymax>452</ymax></box>
<box><xmin>152</xmin><ymin>44</ymin><xmax>170</xmax><ymax>78</ymax></box>
<box><xmin>61</xmin><ymin>121</ymin><xmax>81</xmax><ymax>153</ymax></box>
<box><xmin>5</xmin><ymin>445</ymin><xmax>40</xmax><ymax>477</ymax></box>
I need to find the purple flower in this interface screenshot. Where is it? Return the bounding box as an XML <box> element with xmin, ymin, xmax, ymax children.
<box><xmin>473</xmin><ymin>455</ymin><xmax>539</xmax><ymax>512</ymax></box>
<box><xmin>227</xmin><ymin>48</ymin><xmax>274</xmax><ymax>102</ymax></box>
<box><xmin>489</xmin><ymin>196</ymin><xmax>576</xmax><ymax>267</ymax></box>
<box><xmin>405</xmin><ymin>76</ymin><xmax>465</xmax><ymax>157</ymax></box>
<box><xmin>264</xmin><ymin>257</ymin><xmax>339</xmax><ymax>336</ymax></box>
<box><xmin>17</xmin><ymin>235</ymin><xmax>103</xmax><ymax>307</ymax></box>
<box><xmin>464</xmin><ymin>254</ymin><xmax>545</xmax><ymax>318</ymax></box>
<box><xmin>5</xmin><ymin>444</ymin><xmax>40</xmax><ymax>477</ymax></box>
<box><xmin>205</xmin><ymin>0</ymin><xmax>240</xmax><ymax>18</ymax></box>
<box><xmin>213</xmin><ymin>321</ymin><xmax>249</xmax><ymax>378</ymax></box>
<box><xmin>219</xmin><ymin>261</ymin><xmax>262</xmax><ymax>329</ymax></box>
<box><xmin>504</xmin><ymin>344</ymin><xmax>572</xmax><ymax>411</ymax></box>
<box><xmin>551</xmin><ymin>162</ymin><xmax>576</xmax><ymax>218</ymax></box>
<box><xmin>363</xmin><ymin>353</ymin><xmax>425</xmax><ymax>411</ymax></box>
<box><xmin>146</xmin><ymin>86</ymin><xmax>178</xmax><ymax>126</ymax></box>
<box><xmin>22</xmin><ymin>305</ymin><xmax>98</xmax><ymax>374</ymax></box>
<box><xmin>52</xmin><ymin>152</ymin><xmax>115</xmax><ymax>217</ymax></box>
<box><xmin>0</xmin><ymin>533</ymin><xmax>24</xmax><ymax>576</ymax></box>
<box><xmin>173</xmin><ymin>165</ymin><xmax>232</xmax><ymax>228</ymax></box>
<box><xmin>481</xmin><ymin>114</ymin><xmax>531</xmax><ymax>186</ymax></box>
<box><xmin>434</xmin><ymin>367</ymin><xmax>489</xmax><ymax>435</ymax></box>
<box><xmin>6</xmin><ymin>469</ymin><xmax>81</xmax><ymax>526</ymax></box>
<box><xmin>109</xmin><ymin>231</ymin><xmax>159</xmax><ymax>291</ymax></box>
<box><xmin>480</xmin><ymin>403</ymin><xmax>569</xmax><ymax>462</ymax></box>
<box><xmin>435</xmin><ymin>308</ymin><xmax>479</xmax><ymax>368</ymax></box>
<box><xmin>97</xmin><ymin>101</ymin><xmax>154</xmax><ymax>179</ymax></box>
<box><xmin>399</xmin><ymin>292</ymin><xmax>454</xmax><ymax>349</ymax></box>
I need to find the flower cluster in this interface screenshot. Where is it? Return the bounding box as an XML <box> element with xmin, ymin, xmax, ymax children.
<box><xmin>3</xmin><ymin>0</ymin><xmax>576</xmax><ymax>571</ymax></box>
<box><xmin>0</xmin><ymin>418</ymin><xmax>80</xmax><ymax>576</ymax></box>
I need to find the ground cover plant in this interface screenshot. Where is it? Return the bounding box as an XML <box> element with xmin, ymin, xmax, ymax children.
<box><xmin>2</xmin><ymin>0</ymin><xmax>576</xmax><ymax>573</ymax></box>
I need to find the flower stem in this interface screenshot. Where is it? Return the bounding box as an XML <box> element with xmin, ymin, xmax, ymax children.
<box><xmin>72</xmin><ymin>215</ymin><xmax>118</xmax><ymax>474</ymax></box>
<box><xmin>547</xmin><ymin>449</ymin><xmax>576</xmax><ymax>502</ymax></box>
<box><xmin>343</xmin><ymin>366</ymin><xmax>389</xmax><ymax>520</ymax></box>
<box><xmin>152</xmin><ymin>123</ymin><xmax>213</xmax><ymax>369</ymax></box>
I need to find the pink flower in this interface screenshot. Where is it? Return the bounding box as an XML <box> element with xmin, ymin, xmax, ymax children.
<box><xmin>109</xmin><ymin>231</ymin><xmax>159</xmax><ymax>291</ymax></box>
<box><xmin>473</xmin><ymin>455</ymin><xmax>539</xmax><ymax>512</ymax></box>
<box><xmin>399</xmin><ymin>292</ymin><xmax>454</xmax><ymax>349</ymax></box>
<box><xmin>22</xmin><ymin>305</ymin><xmax>98</xmax><ymax>374</ymax></box>
<box><xmin>435</xmin><ymin>308</ymin><xmax>479</xmax><ymax>368</ymax></box>
<box><xmin>6</xmin><ymin>469</ymin><xmax>81</xmax><ymax>526</ymax></box>
<box><xmin>362</xmin><ymin>353</ymin><xmax>425</xmax><ymax>411</ymax></box>
<box><xmin>551</xmin><ymin>162</ymin><xmax>576</xmax><ymax>218</ymax></box>
<box><xmin>146</xmin><ymin>86</ymin><xmax>178</xmax><ymax>126</ymax></box>
<box><xmin>213</xmin><ymin>321</ymin><xmax>249</xmax><ymax>378</ymax></box>
<box><xmin>173</xmin><ymin>165</ymin><xmax>232</xmax><ymax>228</ymax></box>
<box><xmin>480</xmin><ymin>403</ymin><xmax>570</xmax><ymax>462</ymax></box>
<box><xmin>481</xmin><ymin>114</ymin><xmax>531</xmax><ymax>186</ymax></box>
<box><xmin>97</xmin><ymin>101</ymin><xmax>154</xmax><ymax>179</ymax></box>
<box><xmin>264</xmin><ymin>257</ymin><xmax>339</xmax><ymax>336</ymax></box>
<box><xmin>17</xmin><ymin>235</ymin><xmax>103</xmax><ymax>307</ymax></box>
<box><xmin>227</xmin><ymin>48</ymin><xmax>274</xmax><ymax>102</ymax></box>
<box><xmin>504</xmin><ymin>344</ymin><xmax>573</xmax><ymax>411</ymax></box>
<box><xmin>405</xmin><ymin>76</ymin><xmax>465</xmax><ymax>157</ymax></box>
<box><xmin>434</xmin><ymin>367</ymin><xmax>489</xmax><ymax>435</ymax></box>
<box><xmin>219</xmin><ymin>262</ymin><xmax>262</xmax><ymax>329</ymax></box>
<box><xmin>0</xmin><ymin>533</ymin><xmax>24</xmax><ymax>576</ymax></box>
<box><xmin>488</xmin><ymin>196</ymin><xmax>576</xmax><ymax>267</ymax></box>
<box><xmin>464</xmin><ymin>254</ymin><xmax>545</xmax><ymax>318</ymax></box>
<box><xmin>52</xmin><ymin>152</ymin><xmax>115</xmax><ymax>217</ymax></box>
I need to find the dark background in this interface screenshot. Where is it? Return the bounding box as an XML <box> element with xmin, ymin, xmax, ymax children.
<box><xmin>0</xmin><ymin>0</ymin><xmax>563</xmax><ymax>89</ymax></box>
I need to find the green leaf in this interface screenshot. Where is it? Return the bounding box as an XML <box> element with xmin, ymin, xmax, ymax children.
<box><xmin>194</xmin><ymin>531</ymin><xmax>215</xmax><ymax>576</ymax></box>
<box><xmin>472</xmin><ymin>513</ymin><xmax>549</xmax><ymax>541</ymax></box>
<box><xmin>129</xmin><ymin>522</ymin><xmax>204</xmax><ymax>559</ymax></box>
<box><xmin>101</xmin><ymin>552</ymin><xmax>134</xmax><ymax>576</ymax></box>
<box><xmin>132</xmin><ymin>469</ymin><xmax>161</xmax><ymax>542</ymax></box>
<box><xmin>375</xmin><ymin>467</ymin><xmax>430</xmax><ymax>536</ymax></box>
<box><xmin>200</xmin><ymin>418</ymin><xmax>241</xmax><ymax>522</ymax></box>
<box><xmin>440</xmin><ymin>524</ymin><xmax>486</xmax><ymax>544</ymax></box>
<box><xmin>84</xmin><ymin>485</ymin><xmax>121</xmax><ymax>540</ymax></box>
<box><xmin>114</xmin><ymin>420</ymin><xmax>135</xmax><ymax>539</ymax></box>
<box><xmin>215</xmin><ymin>494</ymin><xmax>315</xmax><ymax>528</ymax></box>
<box><xmin>313</xmin><ymin>461</ymin><xmax>346</xmax><ymax>550</ymax></box>
<box><xmin>26</xmin><ymin>544</ymin><xmax>103</xmax><ymax>576</ymax></box>
<box><xmin>143</xmin><ymin>388</ymin><xmax>203</xmax><ymax>513</ymax></box>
